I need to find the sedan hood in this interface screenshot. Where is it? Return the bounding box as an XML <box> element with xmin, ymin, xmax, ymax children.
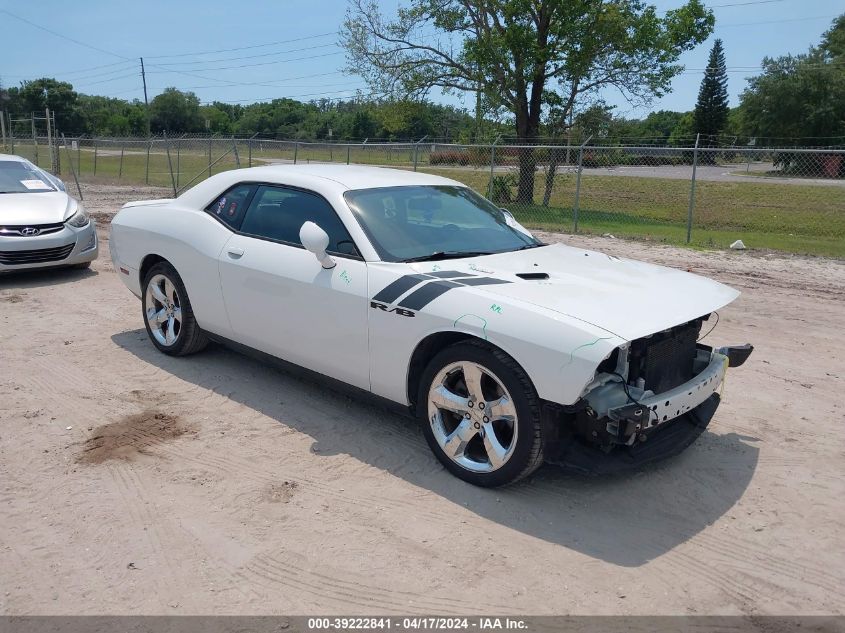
<box><xmin>410</xmin><ymin>243</ymin><xmax>739</xmax><ymax>341</ymax></box>
<box><xmin>0</xmin><ymin>192</ymin><xmax>76</xmax><ymax>225</ymax></box>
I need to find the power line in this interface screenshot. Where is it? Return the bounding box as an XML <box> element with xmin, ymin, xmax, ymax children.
<box><xmin>145</xmin><ymin>31</ymin><xmax>338</xmax><ymax>60</ymax></box>
<box><xmin>718</xmin><ymin>14</ymin><xmax>835</xmax><ymax>27</ymax></box>
<box><xmin>145</xmin><ymin>80</ymin><xmax>365</xmax><ymax>94</ymax></box>
<box><xmin>205</xmin><ymin>88</ymin><xmax>380</xmax><ymax>105</ymax></box>
<box><xmin>74</xmin><ymin>72</ymin><xmax>141</xmax><ymax>88</ymax></box>
<box><xmin>708</xmin><ymin>0</ymin><xmax>786</xmax><ymax>7</ymax></box>
<box><xmin>62</xmin><ymin>64</ymin><xmax>141</xmax><ymax>83</ymax></box>
<box><xmin>120</xmin><ymin>71</ymin><xmax>354</xmax><ymax>94</ymax></box>
<box><xmin>1</xmin><ymin>60</ymin><xmax>135</xmax><ymax>79</ymax></box>
<box><xmin>147</xmin><ymin>50</ymin><xmax>343</xmax><ymax>74</ymax></box>
<box><xmin>152</xmin><ymin>43</ymin><xmax>340</xmax><ymax>67</ymax></box>
<box><xmin>0</xmin><ymin>9</ymin><xmax>131</xmax><ymax>60</ymax></box>
<box><xmin>178</xmin><ymin>70</ymin><xmax>349</xmax><ymax>89</ymax></box>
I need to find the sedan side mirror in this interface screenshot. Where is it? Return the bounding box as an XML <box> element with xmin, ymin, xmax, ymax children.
<box><xmin>299</xmin><ymin>221</ymin><xmax>336</xmax><ymax>269</ymax></box>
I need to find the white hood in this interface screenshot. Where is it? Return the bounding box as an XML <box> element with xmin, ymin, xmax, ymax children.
<box><xmin>0</xmin><ymin>192</ymin><xmax>77</xmax><ymax>225</ymax></box>
<box><xmin>412</xmin><ymin>243</ymin><xmax>739</xmax><ymax>341</ymax></box>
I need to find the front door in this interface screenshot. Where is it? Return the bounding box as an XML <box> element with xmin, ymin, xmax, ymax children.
<box><xmin>218</xmin><ymin>184</ymin><xmax>369</xmax><ymax>390</ymax></box>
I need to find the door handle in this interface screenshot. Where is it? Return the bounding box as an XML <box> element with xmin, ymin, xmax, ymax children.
<box><xmin>226</xmin><ymin>247</ymin><xmax>244</xmax><ymax>259</ymax></box>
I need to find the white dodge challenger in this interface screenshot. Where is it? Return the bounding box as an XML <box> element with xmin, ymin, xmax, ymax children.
<box><xmin>110</xmin><ymin>165</ymin><xmax>752</xmax><ymax>486</ymax></box>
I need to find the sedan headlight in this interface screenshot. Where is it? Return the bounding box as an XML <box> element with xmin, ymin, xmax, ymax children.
<box><xmin>66</xmin><ymin>207</ymin><xmax>90</xmax><ymax>228</ymax></box>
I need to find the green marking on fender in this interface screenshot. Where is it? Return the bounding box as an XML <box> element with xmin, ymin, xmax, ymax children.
<box><xmin>339</xmin><ymin>270</ymin><xmax>352</xmax><ymax>284</ymax></box>
<box><xmin>559</xmin><ymin>336</ymin><xmax>616</xmax><ymax>372</ymax></box>
<box><xmin>453</xmin><ymin>313</ymin><xmax>489</xmax><ymax>340</ymax></box>
<box><xmin>490</xmin><ymin>304</ymin><xmax>503</xmax><ymax>314</ymax></box>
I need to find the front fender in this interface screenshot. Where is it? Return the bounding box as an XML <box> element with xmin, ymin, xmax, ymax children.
<box><xmin>366</xmin><ymin>264</ymin><xmax>624</xmax><ymax>406</ymax></box>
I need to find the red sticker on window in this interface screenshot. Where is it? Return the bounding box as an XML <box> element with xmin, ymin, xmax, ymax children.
<box><xmin>227</xmin><ymin>202</ymin><xmax>238</xmax><ymax>216</ymax></box>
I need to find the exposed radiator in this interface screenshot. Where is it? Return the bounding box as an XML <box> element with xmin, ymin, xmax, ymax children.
<box><xmin>628</xmin><ymin>318</ymin><xmax>705</xmax><ymax>394</ymax></box>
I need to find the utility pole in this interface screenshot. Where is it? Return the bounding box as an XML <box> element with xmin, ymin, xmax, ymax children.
<box><xmin>0</xmin><ymin>110</ymin><xmax>6</xmax><ymax>151</ymax></box>
<box><xmin>31</xmin><ymin>114</ymin><xmax>38</xmax><ymax>165</ymax></box>
<box><xmin>45</xmin><ymin>107</ymin><xmax>53</xmax><ymax>172</ymax></box>
<box><xmin>140</xmin><ymin>57</ymin><xmax>150</xmax><ymax>137</ymax></box>
<box><xmin>52</xmin><ymin>109</ymin><xmax>60</xmax><ymax>174</ymax></box>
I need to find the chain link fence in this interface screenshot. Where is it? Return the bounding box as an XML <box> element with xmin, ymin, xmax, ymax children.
<box><xmin>3</xmin><ymin>134</ymin><xmax>843</xmax><ymax>257</ymax></box>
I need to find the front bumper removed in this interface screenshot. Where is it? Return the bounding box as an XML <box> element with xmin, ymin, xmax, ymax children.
<box><xmin>546</xmin><ymin>393</ymin><xmax>721</xmax><ymax>476</ymax></box>
<box><xmin>543</xmin><ymin>342</ymin><xmax>753</xmax><ymax>476</ymax></box>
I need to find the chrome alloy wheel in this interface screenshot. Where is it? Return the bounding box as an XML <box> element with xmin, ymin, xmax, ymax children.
<box><xmin>145</xmin><ymin>274</ymin><xmax>183</xmax><ymax>346</ymax></box>
<box><xmin>427</xmin><ymin>361</ymin><xmax>518</xmax><ymax>473</ymax></box>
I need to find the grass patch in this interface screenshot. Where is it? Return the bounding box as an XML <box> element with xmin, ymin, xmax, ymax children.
<box><xmin>10</xmin><ymin>141</ymin><xmax>841</xmax><ymax>257</ymax></box>
<box><xmin>418</xmin><ymin>167</ymin><xmax>845</xmax><ymax>258</ymax></box>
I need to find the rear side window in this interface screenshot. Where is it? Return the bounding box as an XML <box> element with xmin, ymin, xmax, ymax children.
<box><xmin>240</xmin><ymin>185</ymin><xmax>358</xmax><ymax>256</ymax></box>
<box><xmin>205</xmin><ymin>184</ymin><xmax>256</xmax><ymax>229</ymax></box>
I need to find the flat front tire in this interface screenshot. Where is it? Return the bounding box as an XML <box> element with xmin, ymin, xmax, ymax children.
<box><xmin>418</xmin><ymin>340</ymin><xmax>544</xmax><ymax>487</ymax></box>
<box><xmin>142</xmin><ymin>262</ymin><xmax>208</xmax><ymax>356</ymax></box>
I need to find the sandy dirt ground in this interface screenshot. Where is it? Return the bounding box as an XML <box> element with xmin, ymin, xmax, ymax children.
<box><xmin>1</xmin><ymin>183</ymin><xmax>843</xmax><ymax>616</ymax></box>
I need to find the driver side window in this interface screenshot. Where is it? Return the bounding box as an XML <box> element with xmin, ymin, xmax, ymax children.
<box><xmin>240</xmin><ymin>185</ymin><xmax>359</xmax><ymax>257</ymax></box>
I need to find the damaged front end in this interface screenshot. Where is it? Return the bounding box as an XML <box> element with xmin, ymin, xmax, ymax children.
<box><xmin>544</xmin><ymin>315</ymin><xmax>752</xmax><ymax>475</ymax></box>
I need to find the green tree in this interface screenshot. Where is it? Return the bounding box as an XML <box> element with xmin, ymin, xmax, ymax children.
<box><xmin>149</xmin><ymin>88</ymin><xmax>203</xmax><ymax>134</ymax></box>
<box><xmin>668</xmin><ymin>111</ymin><xmax>694</xmax><ymax>146</ymax></box>
<box><xmin>738</xmin><ymin>14</ymin><xmax>845</xmax><ymax>143</ymax></box>
<box><xmin>571</xmin><ymin>103</ymin><xmax>615</xmax><ymax>141</ymax></box>
<box><xmin>7</xmin><ymin>78</ymin><xmax>84</xmax><ymax>133</ymax></box>
<box><xmin>350</xmin><ymin>109</ymin><xmax>377</xmax><ymax>139</ymax></box>
<box><xmin>377</xmin><ymin>100</ymin><xmax>433</xmax><ymax>139</ymax></box>
<box><xmin>635</xmin><ymin>110</ymin><xmax>686</xmax><ymax>144</ymax></box>
<box><xmin>693</xmin><ymin>39</ymin><xmax>729</xmax><ymax>143</ymax></box>
<box><xmin>342</xmin><ymin>0</ymin><xmax>713</xmax><ymax>203</ymax></box>
<box><xmin>821</xmin><ymin>14</ymin><xmax>845</xmax><ymax>59</ymax></box>
<box><xmin>199</xmin><ymin>105</ymin><xmax>232</xmax><ymax>134</ymax></box>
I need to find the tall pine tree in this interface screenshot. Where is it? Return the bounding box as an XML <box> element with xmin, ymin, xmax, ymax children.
<box><xmin>693</xmin><ymin>39</ymin><xmax>729</xmax><ymax>143</ymax></box>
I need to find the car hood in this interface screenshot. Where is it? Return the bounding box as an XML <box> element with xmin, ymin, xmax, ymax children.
<box><xmin>408</xmin><ymin>243</ymin><xmax>739</xmax><ymax>341</ymax></box>
<box><xmin>0</xmin><ymin>192</ymin><xmax>76</xmax><ymax>225</ymax></box>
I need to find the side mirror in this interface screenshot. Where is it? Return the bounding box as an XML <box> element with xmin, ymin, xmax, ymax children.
<box><xmin>299</xmin><ymin>221</ymin><xmax>336</xmax><ymax>269</ymax></box>
<box><xmin>500</xmin><ymin>209</ymin><xmax>534</xmax><ymax>237</ymax></box>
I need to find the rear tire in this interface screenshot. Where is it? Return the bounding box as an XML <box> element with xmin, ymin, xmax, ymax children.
<box><xmin>417</xmin><ymin>340</ymin><xmax>544</xmax><ymax>487</ymax></box>
<box><xmin>142</xmin><ymin>261</ymin><xmax>208</xmax><ymax>356</ymax></box>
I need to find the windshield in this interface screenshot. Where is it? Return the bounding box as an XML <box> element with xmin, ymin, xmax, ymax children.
<box><xmin>344</xmin><ymin>185</ymin><xmax>540</xmax><ymax>262</ymax></box>
<box><xmin>0</xmin><ymin>160</ymin><xmax>58</xmax><ymax>194</ymax></box>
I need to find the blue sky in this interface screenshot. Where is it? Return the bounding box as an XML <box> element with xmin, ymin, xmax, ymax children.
<box><xmin>0</xmin><ymin>0</ymin><xmax>841</xmax><ymax>119</ymax></box>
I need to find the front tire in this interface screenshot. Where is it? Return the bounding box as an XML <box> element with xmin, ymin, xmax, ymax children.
<box><xmin>142</xmin><ymin>262</ymin><xmax>208</xmax><ymax>356</ymax></box>
<box><xmin>418</xmin><ymin>340</ymin><xmax>544</xmax><ymax>487</ymax></box>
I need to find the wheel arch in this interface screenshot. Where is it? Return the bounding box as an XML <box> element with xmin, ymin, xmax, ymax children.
<box><xmin>139</xmin><ymin>253</ymin><xmax>169</xmax><ymax>288</ymax></box>
<box><xmin>406</xmin><ymin>331</ymin><xmax>533</xmax><ymax>415</ymax></box>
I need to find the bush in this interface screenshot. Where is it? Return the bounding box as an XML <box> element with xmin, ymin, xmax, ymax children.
<box><xmin>582</xmin><ymin>150</ymin><xmax>620</xmax><ymax>168</ymax></box>
<box><xmin>490</xmin><ymin>174</ymin><xmax>518</xmax><ymax>204</ymax></box>
<box><xmin>429</xmin><ymin>150</ymin><xmax>469</xmax><ymax>166</ymax></box>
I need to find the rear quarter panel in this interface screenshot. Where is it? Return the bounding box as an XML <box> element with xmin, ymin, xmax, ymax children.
<box><xmin>110</xmin><ymin>204</ymin><xmax>234</xmax><ymax>338</ymax></box>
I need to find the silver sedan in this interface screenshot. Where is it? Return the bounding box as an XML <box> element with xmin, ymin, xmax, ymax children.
<box><xmin>0</xmin><ymin>154</ymin><xmax>98</xmax><ymax>272</ymax></box>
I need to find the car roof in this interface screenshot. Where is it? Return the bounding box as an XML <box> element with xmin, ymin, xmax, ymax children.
<box><xmin>178</xmin><ymin>164</ymin><xmax>468</xmax><ymax>208</ymax></box>
<box><xmin>0</xmin><ymin>154</ymin><xmax>31</xmax><ymax>163</ymax></box>
<box><xmin>248</xmin><ymin>164</ymin><xmax>462</xmax><ymax>189</ymax></box>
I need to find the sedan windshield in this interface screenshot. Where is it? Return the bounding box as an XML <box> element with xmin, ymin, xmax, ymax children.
<box><xmin>0</xmin><ymin>160</ymin><xmax>57</xmax><ymax>194</ymax></box>
<box><xmin>344</xmin><ymin>185</ymin><xmax>540</xmax><ymax>262</ymax></box>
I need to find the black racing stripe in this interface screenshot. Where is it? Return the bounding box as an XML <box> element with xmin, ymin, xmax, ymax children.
<box><xmin>425</xmin><ymin>270</ymin><xmax>475</xmax><ymax>279</ymax></box>
<box><xmin>457</xmin><ymin>277</ymin><xmax>512</xmax><ymax>286</ymax></box>
<box><xmin>398</xmin><ymin>280</ymin><xmax>461</xmax><ymax>310</ymax></box>
<box><xmin>372</xmin><ymin>274</ymin><xmax>432</xmax><ymax>304</ymax></box>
